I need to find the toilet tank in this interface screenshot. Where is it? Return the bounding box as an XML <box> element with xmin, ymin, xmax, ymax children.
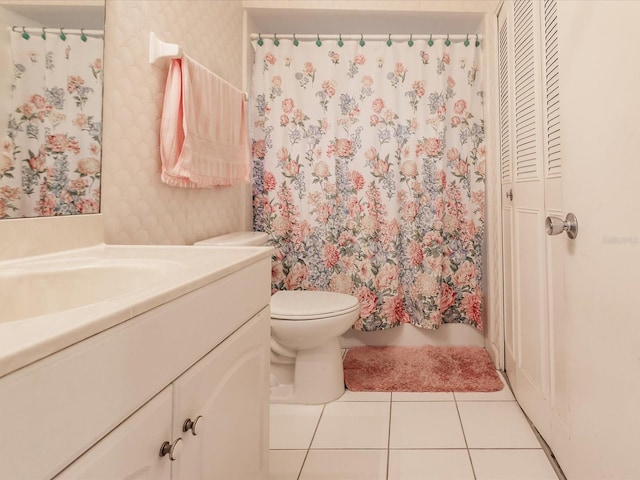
<box><xmin>194</xmin><ymin>231</ymin><xmax>269</xmax><ymax>247</ymax></box>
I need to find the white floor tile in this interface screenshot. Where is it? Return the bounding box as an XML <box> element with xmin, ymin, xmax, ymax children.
<box><xmin>454</xmin><ymin>372</ymin><xmax>515</xmax><ymax>401</ymax></box>
<box><xmin>392</xmin><ymin>392</ymin><xmax>455</xmax><ymax>401</ymax></box>
<box><xmin>270</xmin><ymin>404</ymin><xmax>324</xmax><ymax>450</ymax></box>
<box><xmin>299</xmin><ymin>449</ymin><xmax>387</xmax><ymax>480</ymax></box>
<box><xmin>338</xmin><ymin>390</ymin><xmax>392</xmax><ymax>402</ymax></box>
<box><xmin>457</xmin><ymin>402</ymin><xmax>541</xmax><ymax>448</ymax></box>
<box><xmin>388</xmin><ymin>449</ymin><xmax>474</xmax><ymax>480</ymax></box>
<box><xmin>311</xmin><ymin>402</ymin><xmax>390</xmax><ymax>449</ymax></box>
<box><xmin>390</xmin><ymin>402</ymin><xmax>466</xmax><ymax>448</ymax></box>
<box><xmin>470</xmin><ymin>449</ymin><xmax>559</xmax><ymax>479</ymax></box>
<box><xmin>269</xmin><ymin>450</ymin><xmax>307</xmax><ymax>480</ymax></box>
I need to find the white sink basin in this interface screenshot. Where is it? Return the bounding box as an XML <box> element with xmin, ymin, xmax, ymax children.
<box><xmin>0</xmin><ymin>244</ymin><xmax>273</xmax><ymax>377</ymax></box>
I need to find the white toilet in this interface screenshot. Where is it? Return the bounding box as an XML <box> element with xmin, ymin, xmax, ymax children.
<box><xmin>194</xmin><ymin>232</ymin><xmax>360</xmax><ymax>404</ymax></box>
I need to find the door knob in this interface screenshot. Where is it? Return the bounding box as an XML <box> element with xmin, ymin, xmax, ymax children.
<box><xmin>183</xmin><ymin>415</ymin><xmax>203</xmax><ymax>436</ymax></box>
<box><xmin>159</xmin><ymin>438</ymin><xmax>183</xmax><ymax>461</ymax></box>
<box><xmin>545</xmin><ymin>213</ymin><xmax>578</xmax><ymax>239</ymax></box>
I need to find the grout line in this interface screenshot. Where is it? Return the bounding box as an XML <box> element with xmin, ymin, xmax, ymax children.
<box><xmin>454</xmin><ymin>394</ymin><xmax>477</xmax><ymax>480</ymax></box>
<box><xmin>386</xmin><ymin>396</ymin><xmax>393</xmax><ymax>480</ymax></box>
<box><xmin>296</xmin><ymin>404</ymin><xmax>325</xmax><ymax>480</ymax></box>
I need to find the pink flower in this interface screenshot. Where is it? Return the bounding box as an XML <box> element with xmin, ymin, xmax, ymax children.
<box><xmin>400</xmin><ymin>160</ymin><xmax>418</xmax><ymax>178</ymax></box>
<box><xmin>20</xmin><ymin>102</ymin><xmax>33</xmax><ymax>116</ymax></box>
<box><xmin>280</xmin><ymin>114</ymin><xmax>289</xmax><ymax>126</ymax></box>
<box><xmin>263</xmin><ymin>171</ymin><xmax>276</xmax><ymax>191</ymax></box>
<box><xmin>72</xmin><ymin>114</ymin><xmax>89</xmax><ymax>129</ymax></box>
<box><xmin>46</xmin><ymin>134</ymin><xmax>69</xmax><ymax>153</ymax></box>
<box><xmin>461</xmin><ymin>293</ymin><xmax>482</xmax><ymax>327</ymax></box>
<box><xmin>30</xmin><ymin>94</ymin><xmax>46</xmax><ymax>109</ymax></box>
<box><xmin>413</xmin><ymin>273</ymin><xmax>438</xmax><ymax>297</ymax></box>
<box><xmin>77</xmin><ymin>198</ymin><xmax>99</xmax><ymax>214</ymax></box>
<box><xmin>365</xmin><ymin>147</ymin><xmax>378</xmax><ymax>161</ymax></box>
<box><xmin>384</xmin><ymin>109</ymin><xmax>395</xmax><ymax>123</ymax></box>
<box><xmin>0</xmin><ymin>153</ymin><xmax>13</xmax><ymax>174</ymax></box>
<box><xmin>447</xmin><ymin>147</ymin><xmax>459</xmax><ymax>162</ymax></box>
<box><xmin>282</xmin><ymin>98</ymin><xmax>295</xmax><ymax>113</ymax></box>
<box><xmin>447</xmin><ymin>76</ymin><xmax>456</xmax><ymax>88</ymax></box>
<box><xmin>373</xmin><ymin>159</ymin><xmax>389</xmax><ymax>176</ymax></box>
<box><xmin>322</xmin><ymin>80</ymin><xmax>336</xmax><ymax>97</ymax></box>
<box><xmin>382</xmin><ymin>294</ymin><xmax>410</xmax><ymax>325</ymax></box>
<box><xmin>67</xmin><ymin>75</ymin><xmax>85</xmax><ymax>94</ymax></box>
<box><xmin>77</xmin><ymin>157</ymin><xmax>100</xmax><ymax>175</ymax></box>
<box><xmin>330</xmin><ymin>273</ymin><xmax>354</xmax><ymax>294</ymax></box>
<box><xmin>402</xmin><ymin>201</ymin><xmax>418</xmax><ymax>222</ymax></box>
<box><xmin>0</xmin><ymin>199</ymin><xmax>7</xmax><ymax>218</ymax></box>
<box><xmin>354</xmin><ymin>54</ymin><xmax>365</xmax><ymax>65</ymax></box>
<box><xmin>420</xmin><ymin>51</ymin><xmax>429</xmax><ymax>64</ymax></box>
<box><xmin>313</xmin><ymin>161</ymin><xmax>330</xmax><ymax>178</ymax></box>
<box><xmin>284</xmin><ymin>159</ymin><xmax>299</xmax><ymax>177</ymax></box>
<box><xmin>317</xmin><ymin>203</ymin><xmax>332</xmax><ymax>223</ymax></box>
<box><xmin>335</xmin><ymin>138</ymin><xmax>353</xmax><ymax>158</ymax></box>
<box><xmin>276</xmin><ymin>147</ymin><xmax>289</xmax><ymax>162</ymax></box>
<box><xmin>408</xmin><ymin>241</ymin><xmax>423</xmax><ymax>265</ymax></box>
<box><xmin>271</xmin><ymin>217</ymin><xmax>291</xmax><ymax>237</ymax></box>
<box><xmin>354</xmin><ymin>286</ymin><xmax>378</xmax><ymax>319</ymax></box>
<box><xmin>442</xmin><ymin>53</ymin><xmax>450</xmax><ymax>65</ymax></box>
<box><xmin>362</xmin><ymin>75</ymin><xmax>373</xmax><ymax>87</ymax></box>
<box><xmin>439</xmin><ymin>284</ymin><xmax>456</xmax><ymax>311</ymax></box>
<box><xmin>92</xmin><ymin>58</ymin><xmax>102</xmax><ymax>70</ymax></box>
<box><xmin>412</xmin><ymin>80</ymin><xmax>425</xmax><ymax>97</ymax></box>
<box><xmin>455</xmin><ymin>160</ymin><xmax>469</xmax><ymax>176</ymax></box>
<box><xmin>372</xmin><ymin>98</ymin><xmax>385</xmax><ymax>114</ymax></box>
<box><xmin>272</xmin><ymin>76</ymin><xmax>282</xmax><ymax>87</ymax></box>
<box><xmin>272</xmin><ymin>263</ymin><xmax>285</xmax><ymax>285</ymax></box>
<box><xmin>285</xmin><ymin>262</ymin><xmax>308</xmax><ymax>290</ymax></box>
<box><xmin>323</xmin><ymin>244</ymin><xmax>340</xmax><ymax>269</ymax></box>
<box><xmin>350</xmin><ymin>171</ymin><xmax>365</xmax><ymax>190</ymax></box>
<box><xmin>304</xmin><ymin>62</ymin><xmax>315</xmax><ymax>74</ymax></box>
<box><xmin>252</xmin><ymin>139</ymin><xmax>266</xmax><ymax>159</ymax></box>
<box><xmin>454</xmin><ymin>99</ymin><xmax>467</xmax><ymax>114</ymax></box>
<box><xmin>418</xmin><ymin>137</ymin><xmax>441</xmax><ymax>157</ymax></box>
<box><xmin>369</xmin><ymin>115</ymin><xmax>379</xmax><ymax>126</ymax></box>
<box><xmin>0</xmin><ymin>186</ymin><xmax>19</xmax><ymax>201</ymax></box>
<box><xmin>451</xmin><ymin>116</ymin><xmax>461</xmax><ymax>127</ymax></box>
<box><xmin>394</xmin><ymin>62</ymin><xmax>406</xmax><ymax>75</ymax></box>
<box><xmin>264</xmin><ymin>53</ymin><xmax>276</xmax><ymax>65</ymax></box>
<box><xmin>453</xmin><ymin>261</ymin><xmax>477</xmax><ymax>288</ymax></box>
<box><xmin>375</xmin><ymin>263</ymin><xmax>398</xmax><ymax>291</ymax></box>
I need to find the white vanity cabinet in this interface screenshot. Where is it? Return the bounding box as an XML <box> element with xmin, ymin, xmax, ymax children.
<box><xmin>56</xmin><ymin>309</ymin><xmax>270</xmax><ymax>480</ymax></box>
<box><xmin>0</xmin><ymin>255</ymin><xmax>271</xmax><ymax>480</ymax></box>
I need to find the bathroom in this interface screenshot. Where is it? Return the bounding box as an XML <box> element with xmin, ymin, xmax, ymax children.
<box><xmin>0</xmin><ymin>1</ymin><xmax>638</xmax><ymax>479</ymax></box>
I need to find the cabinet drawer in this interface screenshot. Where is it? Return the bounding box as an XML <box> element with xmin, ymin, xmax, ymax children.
<box><xmin>0</xmin><ymin>258</ymin><xmax>270</xmax><ymax>480</ymax></box>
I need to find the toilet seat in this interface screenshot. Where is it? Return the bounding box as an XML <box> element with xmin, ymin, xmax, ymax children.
<box><xmin>271</xmin><ymin>290</ymin><xmax>360</xmax><ymax>321</ymax></box>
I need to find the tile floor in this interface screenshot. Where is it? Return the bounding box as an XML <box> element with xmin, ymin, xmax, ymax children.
<box><xmin>269</xmin><ymin>359</ymin><xmax>560</xmax><ymax>480</ymax></box>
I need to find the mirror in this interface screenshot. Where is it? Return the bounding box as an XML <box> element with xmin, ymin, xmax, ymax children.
<box><xmin>0</xmin><ymin>1</ymin><xmax>105</xmax><ymax>219</ymax></box>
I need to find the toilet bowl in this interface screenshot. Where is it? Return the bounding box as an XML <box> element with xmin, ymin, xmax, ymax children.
<box><xmin>194</xmin><ymin>232</ymin><xmax>360</xmax><ymax>404</ymax></box>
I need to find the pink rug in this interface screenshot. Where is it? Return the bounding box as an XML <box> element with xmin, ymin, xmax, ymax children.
<box><xmin>343</xmin><ymin>346</ymin><xmax>504</xmax><ymax>392</ymax></box>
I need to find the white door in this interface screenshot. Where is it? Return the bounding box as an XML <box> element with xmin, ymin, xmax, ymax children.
<box><xmin>54</xmin><ymin>387</ymin><xmax>173</xmax><ymax>480</ymax></box>
<box><xmin>553</xmin><ymin>1</ymin><xmax>640</xmax><ymax>478</ymax></box>
<box><xmin>499</xmin><ymin>0</ymin><xmax>552</xmax><ymax>440</ymax></box>
<box><xmin>171</xmin><ymin>309</ymin><xmax>270</xmax><ymax>480</ymax></box>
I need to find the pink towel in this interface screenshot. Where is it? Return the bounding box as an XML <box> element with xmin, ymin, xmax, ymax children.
<box><xmin>160</xmin><ymin>56</ymin><xmax>250</xmax><ymax>187</ymax></box>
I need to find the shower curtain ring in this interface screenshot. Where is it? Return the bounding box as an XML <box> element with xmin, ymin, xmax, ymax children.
<box><xmin>257</xmin><ymin>33</ymin><xmax>263</xmax><ymax>46</ymax></box>
<box><xmin>387</xmin><ymin>34</ymin><xmax>392</xmax><ymax>47</ymax></box>
<box><xmin>408</xmin><ymin>34</ymin><xmax>414</xmax><ymax>47</ymax></box>
<box><xmin>81</xmin><ymin>29</ymin><xmax>88</xmax><ymax>42</ymax></box>
<box><xmin>59</xmin><ymin>28</ymin><xmax>66</xmax><ymax>41</ymax></box>
<box><xmin>464</xmin><ymin>34</ymin><xmax>470</xmax><ymax>47</ymax></box>
<box><xmin>293</xmin><ymin>33</ymin><xmax>299</xmax><ymax>46</ymax></box>
<box><xmin>316</xmin><ymin>34</ymin><xmax>322</xmax><ymax>47</ymax></box>
<box><xmin>21</xmin><ymin>27</ymin><xmax>30</xmax><ymax>40</ymax></box>
<box><xmin>359</xmin><ymin>34</ymin><xmax>365</xmax><ymax>47</ymax></box>
<box><xmin>338</xmin><ymin>34</ymin><xmax>343</xmax><ymax>47</ymax></box>
<box><xmin>41</xmin><ymin>27</ymin><xmax>46</xmax><ymax>40</ymax></box>
<box><xmin>273</xmin><ymin>33</ymin><xmax>280</xmax><ymax>46</ymax></box>
<box><xmin>475</xmin><ymin>33</ymin><xmax>480</xmax><ymax>47</ymax></box>
<box><xmin>428</xmin><ymin>34</ymin><xmax>433</xmax><ymax>47</ymax></box>
<box><xmin>445</xmin><ymin>34</ymin><xmax>451</xmax><ymax>46</ymax></box>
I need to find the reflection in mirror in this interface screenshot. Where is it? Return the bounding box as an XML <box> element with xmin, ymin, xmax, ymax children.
<box><xmin>0</xmin><ymin>2</ymin><xmax>105</xmax><ymax>219</ymax></box>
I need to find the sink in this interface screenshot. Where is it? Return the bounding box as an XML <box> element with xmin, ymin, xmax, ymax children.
<box><xmin>1</xmin><ymin>258</ymin><xmax>173</xmax><ymax>323</ymax></box>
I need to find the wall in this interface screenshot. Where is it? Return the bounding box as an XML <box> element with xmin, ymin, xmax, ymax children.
<box><xmin>101</xmin><ymin>0</ymin><xmax>251</xmax><ymax>245</ymax></box>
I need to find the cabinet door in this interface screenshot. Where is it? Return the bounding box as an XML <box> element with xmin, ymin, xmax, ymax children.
<box><xmin>55</xmin><ymin>387</ymin><xmax>173</xmax><ymax>480</ymax></box>
<box><xmin>172</xmin><ymin>308</ymin><xmax>270</xmax><ymax>480</ymax></box>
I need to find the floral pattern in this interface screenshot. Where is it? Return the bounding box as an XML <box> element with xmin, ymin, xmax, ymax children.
<box><xmin>0</xmin><ymin>31</ymin><xmax>103</xmax><ymax>218</ymax></box>
<box><xmin>251</xmin><ymin>38</ymin><xmax>485</xmax><ymax>331</ymax></box>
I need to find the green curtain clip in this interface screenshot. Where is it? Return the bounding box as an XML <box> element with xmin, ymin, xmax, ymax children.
<box><xmin>428</xmin><ymin>34</ymin><xmax>433</xmax><ymax>47</ymax></box>
<box><xmin>273</xmin><ymin>34</ymin><xmax>280</xmax><ymax>46</ymax></box>
<box><xmin>387</xmin><ymin>34</ymin><xmax>392</xmax><ymax>47</ymax></box>
<box><xmin>359</xmin><ymin>34</ymin><xmax>365</xmax><ymax>47</ymax></box>
<box><xmin>475</xmin><ymin>34</ymin><xmax>480</xmax><ymax>47</ymax></box>
<box><xmin>408</xmin><ymin>34</ymin><xmax>414</xmax><ymax>47</ymax></box>
<box><xmin>257</xmin><ymin>34</ymin><xmax>263</xmax><ymax>46</ymax></box>
<box><xmin>41</xmin><ymin>28</ymin><xmax>46</xmax><ymax>40</ymax></box>
<box><xmin>21</xmin><ymin>27</ymin><xmax>30</xmax><ymax>40</ymax></box>
<box><xmin>316</xmin><ymin>34</ymin><xmax>322</xmax><ymax>47</ymax></box>
<box><xmin>338</xmin><ymin>34</ymin><xmax>343</xmax><ymax>48</ymax></box>
<box><xmin>59</xmin><ymin>28</ymin><xmax>66</xmax><ymax>41</ymax></box>
<box><xmin>81</xmin><ymin>29</ymin><xmax>88</xmax><ymax>42</ymax></box>
<box><xmin>445</xmin><ymin>34</ymin><xmax>451</xmax><ymax>47</ymax></box>
<box><xmin>293</xmin><ymin>34</ymin><xmax>299</xmax><ymax>46</ymax></box>
<box><xmin>464</xmin><ymin>34</ymin><xmax>470</xmax><ymax>47</ymax></box>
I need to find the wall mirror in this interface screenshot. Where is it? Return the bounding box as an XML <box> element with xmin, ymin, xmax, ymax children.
<box><xmin>0</xmin><ymin>1</ymin><xmax>105</xmax><ymax>219</ymax></box>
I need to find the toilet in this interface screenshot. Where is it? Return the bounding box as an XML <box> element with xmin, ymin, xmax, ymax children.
<box><xmin>194</xmin><ymin>232</ymin><xmax>360</xmax><ymax>404</ymax></box>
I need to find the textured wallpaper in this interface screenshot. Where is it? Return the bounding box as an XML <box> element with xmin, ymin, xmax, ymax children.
<box><xmin>101</xmin><ymin>0</ymin><xmax>250</xmax><ymax>245</ymax></box>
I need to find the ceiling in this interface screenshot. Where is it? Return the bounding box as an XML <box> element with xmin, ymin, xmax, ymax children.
<box><xmin>0</xmin><ymin>3</ymin><xmax>104</xmax><ymax>29</ymax></box>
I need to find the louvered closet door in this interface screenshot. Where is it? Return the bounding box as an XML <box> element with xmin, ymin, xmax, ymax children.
<box><xmin>499</xmin><ymin>0</ymin><xmax>551</xmax><ymax>441</ymax></box>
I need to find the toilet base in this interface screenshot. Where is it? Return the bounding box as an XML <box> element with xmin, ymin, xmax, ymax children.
<box><xmin>270</xmin><ymin>338</ymin><xmax>345</xmax><ymax>404</ymax></box>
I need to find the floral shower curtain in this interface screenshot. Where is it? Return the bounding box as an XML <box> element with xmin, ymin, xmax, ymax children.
<box><xmin>0</xmin><ymin>30</ymin><xmax>103</xmax><ymax>218</ymax></box>
<box><xmin>251</xmin><ymin>36</ymin><xmax>485</xmax><ymax>331</ymax></box>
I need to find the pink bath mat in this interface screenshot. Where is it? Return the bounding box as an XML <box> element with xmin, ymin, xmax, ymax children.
<box><xmin>343</xmin><ymin>346</ymin><xmax>504</xmax><ymax>392</ymax></box>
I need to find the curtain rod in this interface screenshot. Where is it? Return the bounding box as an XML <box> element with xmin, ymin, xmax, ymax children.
<box><xmin>11</xmin><ymin>27</ymin><xmax>104</xmax><ymax>37</ymax></box>
<box><xmin>250</xmin><ymin>33</ymin><xmax>482</xmax><ymax>42</ymax></box>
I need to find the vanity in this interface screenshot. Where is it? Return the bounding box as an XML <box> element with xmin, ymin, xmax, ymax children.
<box><xmin>0</xmin><ymin>244</ymin><xmax>272</xmax><ymax>480</ymax></box>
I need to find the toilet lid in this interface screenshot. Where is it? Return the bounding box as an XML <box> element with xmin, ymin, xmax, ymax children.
<box><xmin>270</xmin><ymin>291</ymin><xmax>360</xmax><ymax>320</ymax></box>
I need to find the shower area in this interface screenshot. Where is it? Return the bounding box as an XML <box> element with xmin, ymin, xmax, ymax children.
<box><xmin>244</xmin><ymin>5</ymin><xmax>502</xmax><ymax>360</ymax></box>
